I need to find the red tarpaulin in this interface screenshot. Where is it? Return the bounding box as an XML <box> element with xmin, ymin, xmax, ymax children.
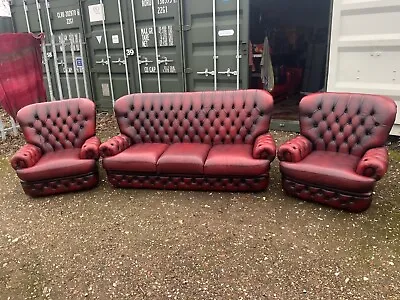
<box><xmin>0</xmin><ymin>33</ymin><xmax>47</xmax><ymax>119</ymax></box>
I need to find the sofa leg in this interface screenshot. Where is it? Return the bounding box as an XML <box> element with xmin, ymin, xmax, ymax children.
<box><xmin>282</xmin><ymin>177</ymin><xmax>373</xmax><ymax>213</ymax></box>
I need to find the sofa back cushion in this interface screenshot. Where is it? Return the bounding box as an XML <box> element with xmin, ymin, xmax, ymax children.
<box><xmin>114</xmin><ymin>90</ymin><xmax>273</xmax><ymax>145</ymax></box>
<box><xmin>299</xmin><ymin>93</ymin><xmax>397</xmax><ymax>157</ymax></box>
<box><xmin>17</xmin><ymin>98</ymin><xmax>96</xmax><ymax>153</ymax></box>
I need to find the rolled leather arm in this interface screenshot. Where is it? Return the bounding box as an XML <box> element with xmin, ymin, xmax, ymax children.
<box><xmin>253</xmin><ymin>133</ymin><xmax>276</xmax><ymax>161</ymax></box>
<box><xmin>80</xmin><ymin>136</ymin><xmax>101</xmax><ymax>160</ymax></box>
<box><xmin>10</xmin><ymin>144</ymin><xmax>42</xmax><ymax>170</ymax></box>
<box><xmin>278</xmin><ymin>135</ymin><xmax>312</xmax><ymax>163</ymax></box>
<box><xmin>99</xmin><ymin>134</ymin><xmax>132</xmax><ymax>158</ymax></box>
<box><xmin>356</xmin><ymin>147</ymin><xmax>388</xmax><ymax>181</ymax></box>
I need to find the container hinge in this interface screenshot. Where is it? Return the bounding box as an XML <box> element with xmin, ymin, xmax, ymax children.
<box><xmin>184</xmin><ymin>68</ymin><xmax>192</xmax><ymax>74</ymax></box>
<box><xmin>182</xmin><ymin>25</ymin><xmax>191</xmax><ymax>32</ymax></box>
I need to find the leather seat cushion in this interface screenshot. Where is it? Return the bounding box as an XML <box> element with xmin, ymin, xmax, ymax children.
<box><xmin>103</xmin><ymin>143</ymin><xmax>168</xmax><ymax>173</ymax></box>
<box><xmin>280</xmin><ymin>151</ymin><xmax>376</xmax><ymax>193</ymax></box>
<box><xmin>17</xmin><ymin>149</ymin><xmax>96</xmax><ymax>182</ymax></box>
<box><xmin>157</xmin><ymin>143</ymin><xmax>211</xmax><ymax>175</ymax></box>
<box><xmin>204</xmin><ymin>144</ymin><xmax>269</xmax><ymax>177</ymax></box>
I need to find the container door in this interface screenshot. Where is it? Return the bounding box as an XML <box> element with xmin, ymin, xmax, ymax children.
<box><xmin>81</xmin><ymin>0</ymin><xmax>185</xmax><ymax>110</ymax></box>
<box><xmin>81</xmin><ymin>0</ymin><xmax>136</xmax><ymax>110</ymax></box>
<box><xmin>327</xmin><ymin>0</ymin><xmax>400</xmax><ymax>135</ymax></box>
<box><xmin>11</xmin><ymin>0</ymin><xmax>92</xmax><ymax>102</ymax></box>
<box><xmin>183</xmin><ymin>0</ymin><xmax>249</xmax><ymax>91</ymax></box>
<box><xmin>131</xmin><ymin>0</ymin><xmax>185</xmax><ymax>94</ymax></box>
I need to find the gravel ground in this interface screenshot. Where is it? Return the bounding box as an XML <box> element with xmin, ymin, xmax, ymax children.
<box><xmin>0</xmin><ymin>113</ymin><xmax>399</xmax><ymax>299</ymax></box>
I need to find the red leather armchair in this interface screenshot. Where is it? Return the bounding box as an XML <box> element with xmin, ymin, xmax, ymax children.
<box><xmin>100</xmin><ymin>90</ymin><xmax>276</xmax><ymax>192</ymax></box>
<box><xmin>278</xmin><ymin>92</ymin><xmax>397</xmax><ymax>212</ymax></box>
<box><xmin>10</xmin><ymin>98</ymin><xmax>100</xmax><ymax>197</ymax></box>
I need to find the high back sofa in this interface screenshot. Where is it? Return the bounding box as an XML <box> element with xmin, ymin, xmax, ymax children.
<box><xmin>278</xmin><ymin>92</ymin><xmax>397</xmax><ymax>212</ymax></box>
<box><xmin>10</xmin><ymin>98</ymin><xmax>101</xmax><ymax>197</ymax></box>
<box><xmin>100</xmin><ymin>90</ymin><xmax>276</xmax><ymax>192</ymax></box>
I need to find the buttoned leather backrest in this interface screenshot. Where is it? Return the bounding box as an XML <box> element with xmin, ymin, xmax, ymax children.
<box><xmin>115</xmin><ymin>90</ymin><xmax>273</xmax><ymax>145</ymax></box>
<box><xmin>300</xmin><ymin>93</ymin><xmax>397</xmax><ymax>157</ymax></box>
<box><xmin>17</xmin><ymin>98</ymin><xmax>96</xmax><ymax>153</ymax></box>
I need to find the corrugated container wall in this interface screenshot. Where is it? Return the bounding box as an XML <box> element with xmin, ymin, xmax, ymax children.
<box><xmin>10</xmin><ymin>0</ymin><xmax>249</xmax><ymax>110</ymax></box>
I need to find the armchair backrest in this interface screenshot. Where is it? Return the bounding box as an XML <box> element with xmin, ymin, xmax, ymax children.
<box><xmin>17</xmin><ymin>98</ymin><xmax>96</xmax><ymax>153</ymax></box>
<box><xmin>114</xmin><ymin>90</ymin><xmax>273</xmax><ymax>145</ymax></box>
<box><xmin>299</xmin><ymin>92</ymin><xmax>397</xmax><ymax>157</ymax></box>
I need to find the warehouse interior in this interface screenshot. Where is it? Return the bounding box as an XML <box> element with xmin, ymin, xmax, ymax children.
<box><xmin>248</xmin><ymin>0</ymin><xmax>332</xmax><ymax>120</ymax></box>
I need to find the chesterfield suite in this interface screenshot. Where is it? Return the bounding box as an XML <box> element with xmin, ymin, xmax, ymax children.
<box><xmin>10</xmin><ymin>98</ymin><xmax>101</xmax><ymax>197</ymax></box>
<box><xmin>278</xmin><ymin>93</ymin><xmax>397</xmax><ymax>212</ymax></box>
<box><xmin>10</xmin><ymin>91</ymin><xmax>396</xmax><ymax>213</ymax></box>
<box><xmin>99</xmin><ymin>90</ymin><xmax>277</xmax><ymax>192</ymax></box>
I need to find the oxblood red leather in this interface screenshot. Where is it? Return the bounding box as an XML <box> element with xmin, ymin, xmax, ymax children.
<box><xmin>205</xmin><ymin>144</ymin><xmax>269</xmax><ymax>176</ymax></box>
<box><xmin>10</xmin><ymin>98</ymin><xmax>100</xmax><ymax>197</ymax></box>
<box><xmin>17</xmin><ymin>149</ymin><xmax>96</xmax><ymax>182</ymax></box>
<box><xmin>356</xmin><ymin>147</ymin><xmax>388</xmax><ymax>180</ymax></box>
<box><xmin>278</xmin><ymin>92</ymin><xmax>397</xmax><ymax>212</ymax></box>
<box><xmin>280</xmin><ymin>151</ymin><xmax>375</xmax><ymax>193</ymax></box>
<box><xmin>278</xmin><ymin>135</ymin><xmax>312</xmax><ymax>163</ymax></box>
<box><xmin>99</xmin><ymin>134</ymin><xmax>132</xmax><ymax>157</ymax></box>
<box><xmin>157</xmin><ymin>143</ymin><xmax>211</xmax><ymax>175</ymax></box>
<box><xmin>103</xmin><ymin>144</ymin><xmax>168</xmax><ymax>173</ymax></box>
<box><xmin>252</xmin><ymin>134</ymin><xmax>276</xmax><ymax>161</ymax></box>
<box><xmin>80</xmin><ymin>136</ymin><xmax>101</xmax><ymax>159</ymax></box>
<box><xmin>11</xmin><ymin>144</ymin><xmax>42</xmax><ymax>170</ymax></box>
<box><xmin>100</xmin><ymin>90</ymin><xmax>275</xmax><ymax>192</ymax></box>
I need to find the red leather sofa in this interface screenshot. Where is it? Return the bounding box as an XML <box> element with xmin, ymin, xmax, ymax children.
<box><xmin>278</xmin><ymin>92</ymin><xmax>397</xmax><ymax>212</ymax></box>
<box><xmin>10</xmin><ymin>98</ymin><xmax>101</xmax><ymax>197</ymax></box>
<box><xmin>100</xmin><ymin>90</ymin><xmax>276</xmax><ymax>192</ymax></box>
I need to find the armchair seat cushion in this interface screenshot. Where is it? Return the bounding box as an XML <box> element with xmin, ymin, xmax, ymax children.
<box><xmin>157</xmin><ymin>143</ymin><xmax>211</xmax><ymax>175</ymax></box>
<box><xmin>17</xmin><ymin>149</ymin><xmax>96</xmax><ymax>182</ymax></box>
<box><xmin>205</xmin><ymin>144</ymin><xmax>269</xmax><ymax>177</ymax></box>
<box><xmin>280</xmin><ymin>151</ymin><xmax>375</xmax><ymax>194</ymax></box>
<box><xmin>103</xmin><ymin>143</ymin><xmax>168</xmax><ymax>173</ymax></box>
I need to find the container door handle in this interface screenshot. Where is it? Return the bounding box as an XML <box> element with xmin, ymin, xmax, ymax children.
<box><xmin>197</xmin><ymin>68</ymin><xmax>215</xmax><ymax>77</ymax></box>
<box><xmin>158</xmin><ymin>56</ymin><xmax>174</xmax><ymax>65</ymax></box>
<box><xmin>111</xmin><ymin>58</ymin><xmax>126</xmax><ymax>65</ymax></box>
<box><xmin>218</xmin><ymin>68</ymin><xmax>238</xmax><ymax>77</ymax></box>
<box><xmin>95</xmin><ymin>58</ymin><xmax>109</xmax><ymax>66</ymax></box>
<box><xmin>138</xmin><ymin>56</ymin><xmax>153</xmax><ymax>66</ymax></box>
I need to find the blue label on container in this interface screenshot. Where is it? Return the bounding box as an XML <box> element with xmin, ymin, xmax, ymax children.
<box><xmin>76</xmin><ymin>57</ymin><xmax>83</xmax><ymax>67</ymax></box>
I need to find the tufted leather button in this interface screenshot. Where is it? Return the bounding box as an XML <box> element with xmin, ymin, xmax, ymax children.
<box><xmin>313</xmin><ymin>123</ymin><xmax>318</xmax><ymax>128</ymax></box>
<box><xmin>375</xmin><ymin>122</ymin><xmax>380</xmax><ymax>126</ymax></box>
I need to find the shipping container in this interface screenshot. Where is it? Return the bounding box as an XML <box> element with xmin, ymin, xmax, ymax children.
<box><xmin>7</xmin><ymin>0</ymin><xmax>400</xmax><ymax>135</ymax></box>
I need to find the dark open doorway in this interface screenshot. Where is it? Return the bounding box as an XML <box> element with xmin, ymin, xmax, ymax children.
<box><xmin>248</xmin><ymin>0</ymin><xmax>332</xmax><ymax>122</ymax></box>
